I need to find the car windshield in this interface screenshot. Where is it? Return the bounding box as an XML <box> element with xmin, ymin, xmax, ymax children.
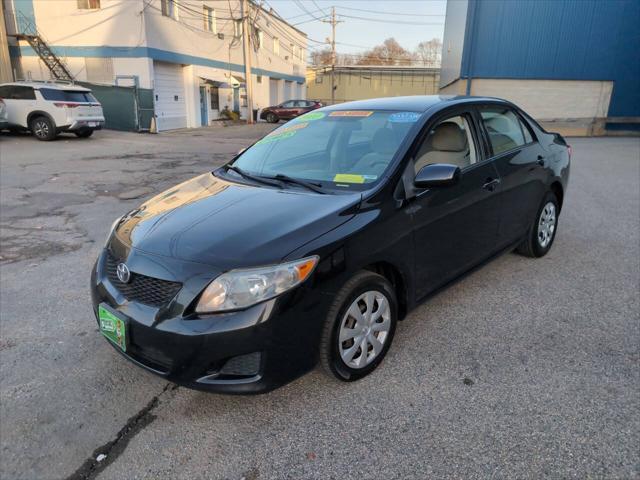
<box><xmin>230</xmin><ymin>109</ymin><xmax>422</xmax><ymax>190</ymax></box>
<box><xmin>39</xmin><ymin>88</ymin><xmax>97</xmax><ymax>103</ymax></box>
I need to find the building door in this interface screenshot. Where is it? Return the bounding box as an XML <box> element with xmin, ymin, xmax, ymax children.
<box><xmin>210</xmin><ymin>85</ymin><xmax>219</xmax><ymax>119</ymax></box>
<box><xmin>284</xmin><ymin>80</ymin><xmax>293</xmax><ymax>100</ymax></box>
<box><xmin>269</xmin><ymin>78</ymin><xmax>279</xmax><ymax>105</ymax></box>
<box><xmin>233</xmin><ymin>87</ymin><xmax>240</xmax><ymax>111</ymax></box>
<box><xmin>199</xmin><ymin>86</ymin><xmax>208</xmax><ymax>126</ymax></box>
<box><xmin>153</xmin><ymin>61</ymin><xmax>187</xmax><ymax>131</ymax></box>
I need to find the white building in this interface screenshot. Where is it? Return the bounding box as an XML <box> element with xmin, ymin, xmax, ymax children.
<box><xmin>3</xmin><ymin>0</ymin><xmax>307</xmax><ymax>130</ymax></box>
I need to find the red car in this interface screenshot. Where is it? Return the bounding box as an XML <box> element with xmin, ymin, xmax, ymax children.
<box><xmin>260</xmin><ymin>99</ymin><xmax>322</xmax><ymax>123</ymax></box>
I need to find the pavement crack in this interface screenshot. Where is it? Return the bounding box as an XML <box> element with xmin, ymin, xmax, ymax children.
<box><xmin>65</xmin><ymin>383</ymin><xmax>178</xmax><ymax>480</ymax></box>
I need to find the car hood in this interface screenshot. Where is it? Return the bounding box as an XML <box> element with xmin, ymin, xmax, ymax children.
<box><xmin>112</xmin><ymin>173</ymin><xmax>360</xmax><ymax>269</ymax></box>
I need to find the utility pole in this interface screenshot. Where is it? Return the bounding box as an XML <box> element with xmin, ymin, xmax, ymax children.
<box><xmin>241</xmin><ymin>0</ymin><xmax>254</xmax><ymax>124</ymax></box>
<box><xmin>321</xmin><ymin>7</ymin><xmax>342</xmax><ymax>105</ymax></box>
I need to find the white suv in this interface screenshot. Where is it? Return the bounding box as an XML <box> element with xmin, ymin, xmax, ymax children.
<box><xmin>0</xmin><ymin>81</ymin><xmax>105</xmax><ymax>141</ymax></box>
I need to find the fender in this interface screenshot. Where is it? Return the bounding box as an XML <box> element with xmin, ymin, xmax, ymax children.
<box><xmin>26</xmin><ymin>110</ymin><xmax>57</xmax><ymax>130</ymax></box>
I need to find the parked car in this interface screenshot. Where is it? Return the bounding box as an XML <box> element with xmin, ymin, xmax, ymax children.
<box><xmin>0</xmin><ymin>81</ymin><xmax>105</xmax><ymax>140</ymax></box>
<box><xmin>92</xmin><ymin>95</ymin><xmax>570</xmax><ymax>394</ymax></box>
<box><xmin>0</xmin><ymin>98</ymin><xmax>7</xmax><ymax>130</ymax></box>
<box><xmin>260</xmin><ymin>99</ymin><xmax>322</xmax><ymax>123</ymax></box>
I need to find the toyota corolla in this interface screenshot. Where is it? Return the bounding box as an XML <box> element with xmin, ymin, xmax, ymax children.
<box><xmin>91</xmin><ymin>96</ymin><xmax>570</xmax><ymax>394</ymax></box>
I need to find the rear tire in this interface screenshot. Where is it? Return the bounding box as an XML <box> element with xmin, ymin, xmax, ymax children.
<box><xmin>30</xmin><ymin>116</ymin><xmax>57</xmax><ymax>141</ymax></box>
<box><xmin>320</xmin><ymin>271</ymin><xmax>398</xmax><ymax>382</ymax></box>
<box><xmin>74</xmin><ymin>129</ymin><xmax>94</xmax><ymax>138</ymax></box>
<box><xmin>266</xmin><ymin>113</ymin><xmax>279</xmax><ymax>123</ymax></box>
<box><xmin>516</xmin><ymin>191</ymin><xmax>559</xmax><ymax>258</ymax></box>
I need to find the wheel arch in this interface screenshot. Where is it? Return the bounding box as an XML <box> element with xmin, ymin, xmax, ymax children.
<box><xmin>27</xmin><ymin>110</ymin><xmax>56</xmax><ymax>128</ymax></box>
<box><xmin>362</xmin><ymin>261</ymin><xmax>409</xmax><ymax>320</ymax></box>
<box><xmin>550</xmin><ymin>181</ymin><xmax>564</xmax><ymax>212</ymax></box>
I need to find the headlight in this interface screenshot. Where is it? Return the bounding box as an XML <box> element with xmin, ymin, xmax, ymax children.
<box><xmin>104</xmin><ymin>216</ymin><xmax>122</xmax><ymax>247</ymax></box>
<box><xmin>195</xmin><ymin>256</ymin><xmax>319</xmax><ymax>313</ymax></box>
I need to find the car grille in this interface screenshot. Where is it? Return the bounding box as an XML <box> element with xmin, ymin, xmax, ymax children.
<box><xmin>105</xmin><ymin>252</ymin><xmax>182</xmax><ymax>308</ymax></box>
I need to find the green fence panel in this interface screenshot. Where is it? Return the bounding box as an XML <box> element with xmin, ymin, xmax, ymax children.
<box><xmin>136</xmin><ymin>88</ymin><xmax>155</xmax><ymax>132</ymax></box>
<box><xmin>78</xmin><ymin>82</ymin><xmax>154</xmax><ymax>132</ymax></box>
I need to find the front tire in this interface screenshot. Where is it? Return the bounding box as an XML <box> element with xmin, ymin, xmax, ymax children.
<box><xmin>516</xmin><ymin>191</ymin><xmax>559</xmax><ymax>258</ymax></box>
<box><xmin>30</xmin><ymin>116</ymin><xmax>57</xmax><ymax>141</ymax></box>
<box><xmin>320</xmin><ymin>271</ymin><xmax>398</xmax><ymax>382</ymax></box>
<box><xmin>266</xmin><ymin>112</ymin><xmax>279</xmax><ymax>123</ymax></box>
<box><xmin>74</xmin><ymin>129</ymin><xmax>94</xmax><ymax>138</ymax></box>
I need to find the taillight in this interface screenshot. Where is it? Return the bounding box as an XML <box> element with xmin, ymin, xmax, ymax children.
<box><xmin>53</xmin><ymin>102</ymin><xmax>80</xmax><ymax>108</ymax></box>
<box><xmin>567</xmin><ymin>145</ymin><xmax>572</xmax><ymax>159</ymax></box>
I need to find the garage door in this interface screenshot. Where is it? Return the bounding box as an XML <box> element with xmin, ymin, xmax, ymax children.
<box><xmin>283</xmin><ymin>80</ymin><xmax>293</xmax><ymax>101</ymax></box>
<box><xmin>269</xmin><ymin>78</ymin><xmax>279</xmax><ymax>105</ymax></box>
<box><xmin>153</xmin><ymin>61</ymin><xmax>187</xmax><ymax>131</ymax></box>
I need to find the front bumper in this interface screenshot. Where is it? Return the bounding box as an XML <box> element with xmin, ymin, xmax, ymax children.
<box><xmin>90</xmin><ymin>248</ymin><xmax>332</xmax><ymax>394</ymax></box>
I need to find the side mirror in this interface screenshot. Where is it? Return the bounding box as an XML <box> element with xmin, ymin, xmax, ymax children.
<box><xmin>414</xmin><ymin>163</ymin><xmax>461</xmax><ymax>188</ymax></box>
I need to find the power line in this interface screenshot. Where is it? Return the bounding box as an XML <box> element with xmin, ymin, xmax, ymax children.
<box><xmin>311</xmin><ymin>0</ymin><xmax>329</xmax><ymax>17</ymax></box>
<box><xmin>337</xmin><ymin>6</ymin><xmax>445</xmax><ymax>17</ymax></box>
<box><xmin>337</xmin><ymin>13</ymin><xmax>443</xmax><ymax>26</ymax></box>
<box><xmin>293</xmin><ymin>0</ymin><xmax>325</xmax><ymax>22</ymax></box>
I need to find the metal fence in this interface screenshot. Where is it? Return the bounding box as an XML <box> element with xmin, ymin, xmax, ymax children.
<box><xmin>78</xmin><ymin>82</ymin><xmax>154</xmax><ymax>132</ymax></box>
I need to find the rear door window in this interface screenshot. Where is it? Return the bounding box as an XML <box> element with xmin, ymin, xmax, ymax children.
<box><xmin>39</xmin><ymin>88</ymin><xmax>96</xmax><ymax>102</ymax></box>
<box><xmin>480</xmin><ymin>107</ymin><xmax>531</xmax><ymax>156</ymax></box>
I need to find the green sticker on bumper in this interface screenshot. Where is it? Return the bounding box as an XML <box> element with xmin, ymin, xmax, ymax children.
<box><xmin>99</xmin><ymin>305</ymin><xmax>127</xmax><ymax>352</ymax></box>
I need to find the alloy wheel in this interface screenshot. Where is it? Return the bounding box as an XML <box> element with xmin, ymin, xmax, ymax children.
<box><xmin>33</xmin><ymin>120</ymin><xmax>49</xmax><ymax>139</ymax></box>
<box><xmin>537</xmin><ymin>201</ymin><xmax>556</xmax><ymax>248</ymax></box>
<box><xmin>338</xmin><ymin>291</ymin><xmax>391</xmax><ymax>369</ymax></box>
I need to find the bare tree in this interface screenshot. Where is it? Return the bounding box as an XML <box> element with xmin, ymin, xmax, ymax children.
<box><xmin>310</xmin><ymin>48</ymin><xmax>333</xmax><ymax>66</ymax></box>
<box><xmin>415</xmin><ymin>38</ymin><xmax>442</xmax><ymax>67</ymax></box>
<box><xmin>355</xmin><ymin>38</ymin><xmax>414</xmax><ymax>66</ymax></box>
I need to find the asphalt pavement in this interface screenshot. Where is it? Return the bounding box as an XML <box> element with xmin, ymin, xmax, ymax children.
<box><xmin>0</xmin><ymin>128</ymin><xmax>638</xmax><ymax>480</ymax></box>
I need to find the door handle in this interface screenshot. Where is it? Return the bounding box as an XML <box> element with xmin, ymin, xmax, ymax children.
<box><xmin>482</xmin><ymin>178</ymin><xmax>500</xmax><ymax>192</ymax></box>
<box><xmin>537</xmin><ymin>155</ymin><xmax>545</xmax><ymax>166</ymax></box>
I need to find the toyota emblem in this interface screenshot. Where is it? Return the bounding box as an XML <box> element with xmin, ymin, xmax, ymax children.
<box><xmin>116</xmin><ymin>263</ymin><xmax>131</xmax><ymax>283</ymax></box>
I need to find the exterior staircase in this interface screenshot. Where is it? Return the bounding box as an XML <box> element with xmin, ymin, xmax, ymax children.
<box><xmin>8</xmin><ymin>11</ymin><xmax>74</xmax><ymax>81</ymax></box>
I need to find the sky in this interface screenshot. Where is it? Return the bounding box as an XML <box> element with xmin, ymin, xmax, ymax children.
<box><xmin>264</xmin><ymin>0</ymin><xmax>447</xmax><ymax>55</ymax></box>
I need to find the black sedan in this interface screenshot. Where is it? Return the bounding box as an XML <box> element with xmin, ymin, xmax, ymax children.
<box><xmin>91</xmin><ymin>95</ymin><xmax>570</xmax><ymax>394</ymax></box>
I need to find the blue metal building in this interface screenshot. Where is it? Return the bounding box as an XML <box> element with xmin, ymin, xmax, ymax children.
<box><xmin>440</xmin><ymin>0</ymin><xmax>639</xmax><ymax>133</ymax></box>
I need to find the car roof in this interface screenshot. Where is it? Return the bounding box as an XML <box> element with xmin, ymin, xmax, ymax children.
<box><xmin>325</xmin><ymin>95</ymin><xmax>512</xmax><ymax>112</ymax></box>
<box><xmin>0</xmin><ymin>81</ymin><xmax>91</xmax><ymax>92</ymax></box>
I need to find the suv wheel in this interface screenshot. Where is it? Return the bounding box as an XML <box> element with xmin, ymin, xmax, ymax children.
<box><xmin>320</xmin><ymin>271</ymin><xmax>398</xmax><ymax>382</ymax></box>
<box><xmin>30</xmin><ymin>116</ymin><xmax>57</xmax><ymax>141</ymax></box>
<box><xmin>74</xmin><ymin>129</ymin><xmax>94</xmax><ymax>138</ymax></box>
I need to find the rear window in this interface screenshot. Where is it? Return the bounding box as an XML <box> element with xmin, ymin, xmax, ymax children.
<box><xmin>39</xmin><ymin>88</ymin><xmax>97</xmax><ymax>103</ymax></box>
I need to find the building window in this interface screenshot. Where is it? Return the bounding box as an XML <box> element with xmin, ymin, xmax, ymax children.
<box><xmin>273</xmin><ymin>37</ymin><xmax>279</xmax><ymax>55</ymax></box>
<box><xmin>257</xmin><ymin>75</ymin><xmax>262</xmax><ymax>83</ymax></box>
<box><xmin>203</xmin><ymin>6</ymin><xmax>216</xmax><ymax>33</ymax></box>
<box><xmin>234</xmin><ymin>20</ymin><xmax>243</xmax><ymax>37</ymax></box>
<box><xmin>291</xmin><ymin>44</ymin><xmax>296</xmax><ymax>60</ymax></box>
<box><xmin>241</xmin><ymin>94</ymin><xmax>247</xmax><ymax>107</ymax></box>
<box><xmin>161</xmin><ymin>0</ymin><xmax>178</xmax><ymax>20</ymax></box>
<box><xmin>210</xmin><ymin>86</ymin><xmax>219</xmax><ymax>110</ymax></box>
<box><xmin>315</xmin><ymin>75</ymin><xmax>323</xmax><ymax>84</ymax></box>
<box><xmin>77</xmin><ymin>0</ymin><xmax>100</xmax><ymax>9</ymax></box>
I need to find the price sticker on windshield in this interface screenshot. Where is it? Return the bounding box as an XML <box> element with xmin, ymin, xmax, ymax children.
<box><xmin>389</xmin><ymin>112</ymin><xmax>421</xmax><ymax>123</ymax></box>
<box><xmin>329</xmin><ymin>111</ymin><xmax>374</xmax><ymax>117</ymax></box>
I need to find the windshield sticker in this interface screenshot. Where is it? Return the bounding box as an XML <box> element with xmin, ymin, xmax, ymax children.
<box><xmin>271</xmin><ymin>122</ymin><xmax>308</xmax><ymax>135</ymax></box>
<box><xmin>333</xmin><ymin>174</ymin><xmax>366</xmax><ymax>184</ymax></box>
<box><xmin>295</xmin><ymin>111</ymin><xmax>325</xmax><ymax>122</ymax></box>
<box><xmin>389</xmin><ymin>112</ymin><xmax>421</xmax><ymax>123</ymax></box>
<box><xmin>256</xmin><ymin>130</ymin><xmax>297</xmax><ymax>145</ymax></box>
<box><xmin>329</xmin><ymin>111</ymin><xmax>374</xmax><ymax>118</ymax></box>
